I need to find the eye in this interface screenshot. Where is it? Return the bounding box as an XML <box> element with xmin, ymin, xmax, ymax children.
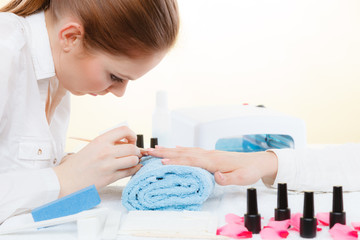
<box><xmin>110</xmin><ymin>74</ymin><xmax>124</xmax><ymax>83</ymax></box>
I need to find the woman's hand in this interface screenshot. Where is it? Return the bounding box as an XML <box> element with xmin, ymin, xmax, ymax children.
<box><xmin>54</xmin><ymin>126</ymin><xmax>142</xmax><ymax>197</ymax></box>
<box><xmin>146</xmin><ymin>147</ymin><xmax>278</xmax><ymax>186</ymax></box>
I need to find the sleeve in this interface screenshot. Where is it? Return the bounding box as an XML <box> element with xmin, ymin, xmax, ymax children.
<box><xmin>0</xmin><ymin>17</ymin><xmax>60</xmax><ymax>223</ymax></box>
<box><xmin>0</xmin><ymin>41</ymin><xmax>12</xmax><ymax>120</ymax></box>
<box><xmin>0</xmin><ymin>14</ymin><xmax>25</xmax><ymax>118</ymax></box>
<box><xmin>267</xmin><ymin>143</ymin><xmax>360</xmax><ymax>192</ymax></box>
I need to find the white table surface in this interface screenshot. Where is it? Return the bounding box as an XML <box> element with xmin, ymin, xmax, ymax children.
<box><xmin>1</xmin><ymin>180</ymin><xmax>360</xmax><ymax>240</ymax></box>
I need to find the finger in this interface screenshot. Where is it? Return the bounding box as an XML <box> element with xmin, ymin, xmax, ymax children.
<box><xmin>154</xmin><ymin>145</ymin><xmax>165</xmax><ymax>149</ymax></box>
<box><xmin>161</xmin><ymin>157</ymin><xmax>212</xmax><ymax>172</ymax></box>
<box><xmin>112</xmin><ymin>144</ymin><xmax>141</xmax><ymax>158</ymax></box>
<box><xmin>146</xmin><ymin>148</ymin><xmax>183</xmax><ymax>159</ymax></box>
<box><xmin>114</xmin><ymin>164</ymin><xmax>142</xmax><ymax>180</ymax></box>
<box><xmin>97</xmin><ymin>126</ymin><xmax>137</xmax><ymax>145</ymax></box>
<box><xmin>113</xmin><ymin>155</ymin><xmax>140</xmax><ymax>169</ymax></box>
<box><xmin>140</xmin><ymin>148</ymin><xmax>148</xmax><ymax>157</ymax></box>
<box><xmin>116</xmin><ymin>138</ymin><xmax>128</xmax><ymax>144</ymax></box>
<box><xmin>148</xmin><ymin>146</ymin><xmax>202</xmax><ymax>157</ymax></box>
<box><xmin>149</xmin><ymin>148</ymin><xmax>214</xmax><ymax>171</ymax></box>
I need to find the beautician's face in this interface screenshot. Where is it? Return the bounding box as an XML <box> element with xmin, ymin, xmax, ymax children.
<box><xmin>55</xmin><ymin>49</ymin><xmax>166</xmax><ymax>97</ymax></box>
<box><xmin>46</xmin><ymin>14</ymin><xmax>167</xmax><ymax>97</ymax></box>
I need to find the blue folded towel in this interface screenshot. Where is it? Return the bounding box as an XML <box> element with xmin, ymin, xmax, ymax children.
<box><xmin>121</xmin><ymin>156</ymin><xmax>215</xmax><ymax>211</ymax></box>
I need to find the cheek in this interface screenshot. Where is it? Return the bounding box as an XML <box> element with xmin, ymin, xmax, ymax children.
<box><xmin>57</xmin><ymin>54</ymin><xmax>108</xmax><ymax>92</ymax></box>
<box><xmin>77</xmin><ymin>59</ymin><xmax>109</xmax><ymax>91</ymax></box>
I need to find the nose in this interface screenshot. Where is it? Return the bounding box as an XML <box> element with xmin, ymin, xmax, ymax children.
<box><xmin>108</xmin><ymin>80</ymin><xmax>129</xmax><ymax>97</ymax></box>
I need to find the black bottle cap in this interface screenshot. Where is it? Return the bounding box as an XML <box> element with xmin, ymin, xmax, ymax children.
<box><xmin>303</xmin><ymin>191</ymin><xmax>314</xmax><ymax>218</ymax></box>
<box><xmin>275</xmin><ymin>183</ymin><xmax>291</xmax><ymax>221</ymax></box>
<box><xmin>278</xmin><ymin>183</ymin><xmax>288</xmax><ymax>209</ymax></box>
<box><xmin>330</xmin><ymin>186</ymin><xmax>346</xmax><ymax>228</ymax></box>
<box><xmin>136</xmin><ymin>134</ymin><xmax>144</xmax><ymax>148</ymax></box>
<box><xmin>332</xmin><ymin>186</ymin><xmax>343</xmax><ymax>212</ymax></box>
<box><xmin>150</xmin><ymin>138</ymin><xmax>158</xmax><ymax>148</ymax></box>
<box><xmin>300</xmin><ymin>191</ymin><xmax>317</xmax><ymax>238</ymax></box>
<box><xmin>244</xmin><ymin>188</ymin><xmax>261</xmax><ymax>234</ymax></box>
<box><xmin>247</xmin><ymin>188</ymin><xmax>258</xmax><ymax>215</ymax></box>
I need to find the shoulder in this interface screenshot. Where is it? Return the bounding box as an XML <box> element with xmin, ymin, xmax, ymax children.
<box><xmin>0</xmin><ymin>12</ymin><xmax>27</xmax><ymax>51</ymax></box>
<box><xmin>0</xmin><ymin>12</ymin><xmax>24</xmax><ymax>30</ymax></box>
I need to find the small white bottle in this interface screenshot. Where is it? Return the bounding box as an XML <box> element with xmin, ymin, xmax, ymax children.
<box><xmin>152</xmin><ymin>91</ymin><xmax>172</xmax><ymax>147</ymax></box>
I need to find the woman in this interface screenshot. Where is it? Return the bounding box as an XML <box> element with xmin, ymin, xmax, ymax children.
<box><xmin>0</xmin><ymin>0</ymin><xmax>179</xmax><ymax>222</ymax></box>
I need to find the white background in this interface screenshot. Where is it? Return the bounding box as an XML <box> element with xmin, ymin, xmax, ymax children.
<box><xmin>1</xmin><ymin>0</ymin><xmax>360</xmax><ymax>151</ymax></box>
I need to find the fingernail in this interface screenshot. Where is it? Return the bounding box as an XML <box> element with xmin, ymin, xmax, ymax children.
<box><xmin>161</xmin><ymin>158</ymin><xmax>170</xmax><ymax>164</ymax></box>
<box><xmin>146</xmin><ymin>148</ymin><xmax>155</xmax><ymax>152</ymax></box>
<box><xmin>217</xmin><ymin>172</ymin><xmax>225</xmax><ymax>181</ymax></box>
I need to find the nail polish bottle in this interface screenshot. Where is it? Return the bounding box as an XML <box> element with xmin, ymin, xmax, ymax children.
<box><xmin>275</xmin><ymin>183</ymin><xmax>291</xmax><ymax>221</ymax></box>
<box><xmin>329</xmin><ymin>186</ymin><xmax>346</xmax><ymax>228</ymax></box>
<box><xmin>244</xmin><ymin>188</ymin><xmax>261</xmax><ymax>234</ymax></box>
<box><xmin>136</xmin><ymin>134</ymin><xmax>144</xmax><ymax>148</ymax></box>
<box><xmin>300</xmin><ymin>191</ymin><xmax>317</xmax><ymax>238</ymax></box>
<box><xmin>150</xmin><ymin>138</ymin><xmax>158</xmax><ymax>148</ymax></box>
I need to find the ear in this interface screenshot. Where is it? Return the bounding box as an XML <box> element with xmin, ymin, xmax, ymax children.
<box><xmin>58</xmin><ymin>22</ymin><xmax>84</xmax><ymax>52</ymax></box>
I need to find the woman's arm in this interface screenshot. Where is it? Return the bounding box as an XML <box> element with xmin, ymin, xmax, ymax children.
<box><xmin>147</xmin><ymin>143</ymin><xmax>360</xmax><ymax>192</ymax></box>
<box><xmin>146</xmin><ymin>147</ymin><xmax>278</xmax><ymax>186</ymax></box>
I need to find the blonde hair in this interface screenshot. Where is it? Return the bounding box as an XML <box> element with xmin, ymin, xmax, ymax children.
<box><xmin>1</xmin><ymin>0</ymin><xmax>179</xmax><ymax>57</ymax></box>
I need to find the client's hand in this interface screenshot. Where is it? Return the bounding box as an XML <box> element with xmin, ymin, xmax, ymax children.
<box><xmin>146</xmin><ymin>147</ymin><xmax>278</xmax><ymax>186</ymax></box>
<box><xmin>54</xmin><ymin>126</ymin><xmax>142</xmax><ymax>197</ymax></box>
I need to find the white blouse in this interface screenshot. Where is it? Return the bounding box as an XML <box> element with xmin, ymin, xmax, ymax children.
<box><xmin>270</xmin><ymin>143</ymin><xmax>360</xmax><ymax>192</ymax></box>
<box><xmin>0</xmin><ymin>11</ymin><xmax>70</xmax><ymax>222</ymax></box>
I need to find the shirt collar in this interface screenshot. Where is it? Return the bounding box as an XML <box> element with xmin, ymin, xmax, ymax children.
<box><xmin>25</xmin><ymin>11</ymin><xmax>55</xmax><ymax>80</ymax></box>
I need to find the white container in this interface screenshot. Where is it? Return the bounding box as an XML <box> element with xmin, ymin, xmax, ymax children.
<box><xmin>152</xmin><ymin>91</ymin><xmax>172</xmax><ymax>147</ymax></box>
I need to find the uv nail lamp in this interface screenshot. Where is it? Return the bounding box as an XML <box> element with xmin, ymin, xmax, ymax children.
<box><xmin>169</xmin><ymin>105</ymin><xmax>306</xmax><ymax>151</ymax></box>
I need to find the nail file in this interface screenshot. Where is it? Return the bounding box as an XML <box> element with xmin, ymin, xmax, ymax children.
<box><xmin>32</xmin><ymin>185</ymin><xmax>101</xmax><ymax>222</ymax></box>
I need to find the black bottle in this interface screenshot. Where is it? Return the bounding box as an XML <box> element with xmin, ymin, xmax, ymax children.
<box><xmin>136</xmin><ymin>134</ymin><xmax>144</xmax><ymax>148</ymax></box>
<box><xmin>275</xmin><ymin>183</ymin><xmax>291</xmax><ymax>221</ymax></box>
<box><xmin>300</xmin><ymin>191</ymin><xmax>317</xmax><ymax>238</ymax></box>
<box><xmin>150</xmin><ymin>138</ymin><xmax>158</xmax><ymax>148</ymax></box>
<box><xmin>329</xmin><ymin>186</ymin><xmax>346</xmax><ymax>228</ymax></box>
<box><xmin>244</xmin><ymin>188</ymin><xmax>261</xmax><ymax>234</ymax></box>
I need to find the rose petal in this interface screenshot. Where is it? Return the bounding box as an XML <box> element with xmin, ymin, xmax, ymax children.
<box><xmin>225</xmin><ymin>213</ymin><xmax>244</xmax><ymax>225</ymax></box>
<box><xmin>349</xmin><ymin>231</ymin><xmax>359</xmax><ymax>238</ymax></box>
<box><xmin>260</xmin><ymin>227</ymin><xmax>285</xmax><ymax>240</ymax></box>
<box><xmin>262</xmin><ymin>219</ymin><xmax>290</xmax><ymax>239</ymax></box>
<box><xmin>278</xmin><ymin>230</ymin><xmax>289</xmax><ymax>238</ymax></box>
<box><xmin>351</xmin><ymin>222</ymin><xmax>360</xmax><ymax>231</ymax></box>
<box><xmin>267</xmin><ymin>219</ymin><xmax>291</xmax><ymax>231</ymax></box>
<box><xmin>217</xmin><ymin>223</ymin><xmax>252</xmax><ymax>239</ymax></box>
<box><xmin>329</xmin><ymin>223</ymin><xmax>358</xmax><ymax>240</ymax></box>
<box><xmin>289</xmin><ymin>213</ymin><xmax>302</xmax><ymax>232</ymax></box>
<box><xmin>316</xmin><ymin>212</ymin><xmax>330</xmax><ymax>226</ymax></box>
